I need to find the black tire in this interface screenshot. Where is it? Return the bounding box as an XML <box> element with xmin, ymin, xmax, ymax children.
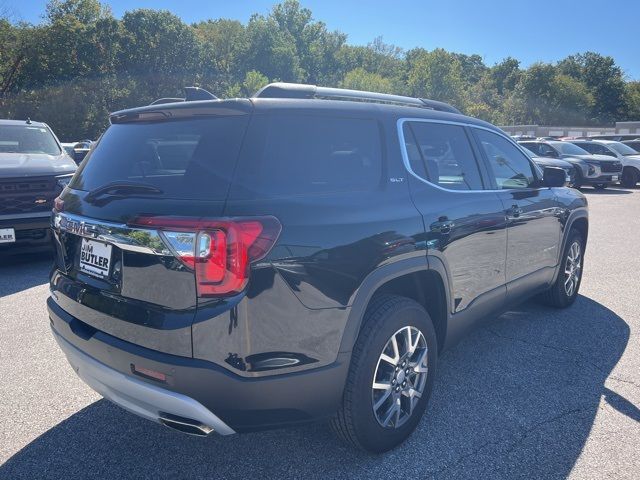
<box><xmin>330</xmin><ymin>294</ymin><xmax>438</xmax><ymax>453</ymax></box>
<box><xmin>621</xmin><ymin>167</ymin><xmax>639</xmax><ymax>188</ymax></box>
<box><xmin>539</xmin><ymin>229</ymin><xmax>584</xmax><ymax>308</ymax></box>
<box><xmin>594</xmin><ymin>183</ymin><xmax>607</xmax><ymax>190</ymax></box>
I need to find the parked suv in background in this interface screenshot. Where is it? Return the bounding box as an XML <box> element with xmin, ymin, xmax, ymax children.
<box><xmin>61</xmin><ymin>139</ymin><xmax>94</xmax><ymax>165</ymax></box>
<box><xmin>569</xmin><ymin>139</ymin><xmax>640</xmax><ymax>188</ymax></box>
<box><xmin>48</xmin><ymin>84</ymin><xmax>587</xmax><ymax>453</ymax></box>
<box><xmin>519</xmin><ymin>140</ymin><xmax>621</xmax><ymax>189</ymax></box>
<box><xmin>622</xmin><ymin>139</ymin><xmax>640</xmax><ymax>153</ymax></box>
<box><xmin>0</xmin><ymin>119</ymin><xmax>76</xmax><ymax>253</ymax></box>
<box><xmin>519</xmin><ymin>146</ymin><xmax>576</xmax><ymax>187</ymax></box>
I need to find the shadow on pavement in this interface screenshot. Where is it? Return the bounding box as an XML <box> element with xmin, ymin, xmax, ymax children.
<box><xmin>0</xmin><ymin>252</ymin><xmax>52</xmax><ymax>298</ymax></box>
<box><xmin>0</xmin><ymin>295</ymin><xmax>630</xmax><ymax>479</ymax></box>
<box><xmin>580</xmin><ymin>187</ymin><xmax>632</xmax><ymax>195</ymax></box>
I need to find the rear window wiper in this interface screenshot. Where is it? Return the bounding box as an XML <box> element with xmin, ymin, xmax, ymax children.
<box><xmin>85</xmin><ymin>181</ymin><xmax>164</xmax><ymax>203</ymax></box>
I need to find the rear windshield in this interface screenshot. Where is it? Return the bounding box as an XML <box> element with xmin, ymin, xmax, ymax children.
<box><xmin>232</xmin><ymin>113</ymin><xmax>382</xmax><ymax>198</ymax></box>
<box><xmin>70</xmin><ymin>116</ymin><xmax>249</xmax><ymax>200</ymax></box>
<box><xmin>0</xmin><ymin>125</ymin><xmax>61</xmax><ymax>156</ymax></box>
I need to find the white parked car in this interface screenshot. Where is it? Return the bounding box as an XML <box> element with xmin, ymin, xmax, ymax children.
<box><xmin>570</xmin><ymin>139</ymin><xmax>640</xmax><ymax>188</ymax></box>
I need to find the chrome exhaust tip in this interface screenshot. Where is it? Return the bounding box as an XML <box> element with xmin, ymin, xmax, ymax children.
<box><xmin>159</xmin><ymin>412</ymin><xmax>214</xmax><ymax>437</ymax></box>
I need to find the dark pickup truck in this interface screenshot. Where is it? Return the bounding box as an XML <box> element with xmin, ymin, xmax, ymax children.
<box><xmin>0</xmin><ymin>119</ymin><xmax>76</xmax><ymax>254</ymax></box>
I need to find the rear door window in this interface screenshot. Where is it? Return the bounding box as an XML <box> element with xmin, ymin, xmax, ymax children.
<box><xmin>232</xmin><ymin>113</ymin><xmax>382</xmax><ymax>198</ymax></box>
<box><xmin>403</xmin><ymin>122</ymin><xmax>484</xmax><ymax>190</ymax></box>
<box><xmin>475</xmin><ymin>129</ymin><xmax>538</xmax><ymax>189</ymax></box>
<box><xmin>70</xmin><ymin>116</ymin><xmax>249</xmax><ymax>200</ymax></box>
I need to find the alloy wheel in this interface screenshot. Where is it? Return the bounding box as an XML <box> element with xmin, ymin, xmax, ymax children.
<box><xmin>564</xmin><ymin>241</ymin><xmax>582</xmax><ymax>297</ymax></box>
<box><xmin>371</xmin><ymin>326</ymin><xmax>428</xmax><ymax>428</ymax></box>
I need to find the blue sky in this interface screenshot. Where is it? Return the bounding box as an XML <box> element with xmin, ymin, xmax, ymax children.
<box><xmin>5</xmin><ymin>0</ymin><xmax>640</xmax><ymax>79</ymax></box>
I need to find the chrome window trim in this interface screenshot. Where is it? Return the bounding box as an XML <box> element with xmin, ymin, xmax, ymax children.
<box><xmin>396</xmin><ymin>117</ymin><xmax>543</xmax><ymax>193</ymax></box>
<box><xmin>53</xmin><ymin>211</ymin><xmax>170</xmax><ymax>256</ymax></box>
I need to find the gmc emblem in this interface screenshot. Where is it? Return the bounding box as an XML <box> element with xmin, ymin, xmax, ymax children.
<box><xmin>63</xmin><ymin>219</ymin><xmax>99</xmax><ymax>238</ymax></box>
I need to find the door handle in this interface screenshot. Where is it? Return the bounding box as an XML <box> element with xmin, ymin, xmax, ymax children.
<box><xmin>430</xmin><ymin>219</ymin><xmax>455</xmax><ymax>234</ymax></box>
<box><xmin>507</xmin><ymin>205</ymin><xmax>524</xmax><ymax>218</ymax></box>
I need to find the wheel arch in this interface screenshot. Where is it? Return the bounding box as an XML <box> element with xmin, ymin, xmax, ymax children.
<box><xmin>571</xmin><ymin>215</ymin><xmax>589</xmax><ymax>244</ymax></box>
<box><xmin>552</xmin><ymin>209</ymin><xmax>588</xmax><ymax>284</ymax></box>
<box><xmin>340</xmin><ymin>256</ymin><xmax>451</xmax><ymax>355</ymax></box>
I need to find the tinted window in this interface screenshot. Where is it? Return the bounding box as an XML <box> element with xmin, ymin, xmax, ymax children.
<box><xmin>403</xmin><ymin>122</ymin><xmax>483</xmax><ymax>190</ymax></box>
<box><xmin>520</xmin><ymin>142</ymin><xmax>541</xmax><ymax>156</ymax></box>
<box><xmin>575</xmin><ymin>142</ymin><xmax>613</xmax><ymax>156</ymax></box>
<box><xmin>234</xmin><ymin>114</ymin><xmax>382</xmax><ymax>197</ymax></box>
<box><xmin>0</xmin><ymin>125</ymin><xmax>60</xmax><ymax>156</ymax></box>
<box><xmin>538</xmin><ymin>143</ymin><xmax>559</xmax><ymax>157</ymax></box>
<box><xmin>70</xmin><ymin>116</ymin><xmax>249</xmax><ymax>200</ymax></box>
<box><xmin>624</xmin><ymin>141</ymin><xmax>640</xmax><ymax>152</ymax></box>
<box><xmin>476</xmin><ymin>129</ymin><xmax>537</xmax><ymax>189</ymax></box>
<box><xmin>608</xmin><ymin>142</ymin><xmax>637</xmax><ymax>156</ymax></box>
<box><xmin>555</xmin><ymin>142</ymin><xmax>591</xmax><ymax>155</ymax></box>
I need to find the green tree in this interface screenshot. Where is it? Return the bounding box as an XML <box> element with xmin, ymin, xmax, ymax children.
<box><xmin>503</xmin><ymin>63</ymin><xmax>593</xmax><ymax>125</ymax></box>
<box><xmin>118</xmin><ymin>9</ymin><xmax>200</xmax><ymax>100</ymax></box>
<box><xmin>244</xmin><ymin>0</ymin><xmax>345</xmax><ymax>84</ymax></box>
<box><xmin>406</xmin><ymin>48</ymin><xmax>465</xmax><ymax>107</ymax></box>
<box><xmin>453</xmin><ymin>53</ymin><xmax>487</xmax><ymax>86</ymax></box>
<box><xmin>624</xmin><ymin>82</ymin><xmax>640</xmax><ymax>121</ymax></box>
<box><xmin>46</xmin><ymin>0</ymin><xmax>109</xmax><ymax>23</ymax></box>
<box><xmin>194</xmin><ymin>18</ymin><xmax>249</xmax><ymax>78</ymax></box>
<box><xmin>1</xmin><ymin>0</ymin><xmax>639</xmax><ymax>140</ymax></box>
<box><xmin>558</xmin><ymin>52</ymin><xmax>627</xmax><ymax>123</ymax></box>
<box><xmin>242</xmin><ymin>70</ymin><xmax>269</xmax><ymax>96</ymax></box>
<box><xmin>341</xmin><ymin>68</ymin><xmax>393</xmax><ymax>93</ymax></box>
<box><xmin>489</xmin><ymin>57</ymin><xmax>521</xmax><ymax>95</ymax></box>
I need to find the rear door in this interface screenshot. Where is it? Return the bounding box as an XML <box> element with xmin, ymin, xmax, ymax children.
<box><xmin>400</xmin><ymin>119</ymin><xmax>508</xmax><ymax>315</ymax></box>
<box><xmin>472</xmin><ymin>128</ymin><xmax>562</xmax><ymax>301</ymax></box>
<box><xmin>51</xmin><ymin>105</ymin><xmax>251</xmax><ymax>356</ymax></box>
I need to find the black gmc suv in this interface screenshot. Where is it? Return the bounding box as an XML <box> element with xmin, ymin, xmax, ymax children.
<box><xmin>0</xmin><ymin>119</ymin><xmax>76</xmax><ymax>253</ymax></box>
<box><xmin>49</xmin><ymin>84</ymin><xmax>588</xmax><ymax>453</ymax></box>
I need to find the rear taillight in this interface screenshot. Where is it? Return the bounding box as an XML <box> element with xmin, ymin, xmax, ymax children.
<box><xmin>129</xmin><ymin>216</ymin><xmax>282</xmax><ymax>297</ymax></box>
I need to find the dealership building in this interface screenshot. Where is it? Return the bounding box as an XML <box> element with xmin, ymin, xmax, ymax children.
<box><xmin>499</xmin><ymin>121</ymin><xmax>640</xmax><ymax>138</ymax></box>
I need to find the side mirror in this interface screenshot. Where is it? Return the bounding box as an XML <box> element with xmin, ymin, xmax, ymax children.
<box><xmin>543</xmin><ymin>166</ymin><xmax>567</xmax><ymax>188</ymax></box>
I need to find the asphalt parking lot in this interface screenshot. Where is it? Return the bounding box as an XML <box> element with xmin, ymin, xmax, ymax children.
<box><xmin>0</xmin><ymin>188</ymin><xmax>639</xmax><ymax>480</ymax></box>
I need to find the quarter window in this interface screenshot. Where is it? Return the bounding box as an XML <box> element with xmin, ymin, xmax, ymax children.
<box><xmin>403</xmin><ymin>122</ymin><xmax>483</xmax><ymax>190</ymax></box>
<box><xmin>475</xmin><ymin>129</ymin><xmax>537</xmax><ymax>189</ymax></box>
<box><xmin>233</xmin><ymin>114</ymin><xmax>382</xmax><ymax>197</ymax></box>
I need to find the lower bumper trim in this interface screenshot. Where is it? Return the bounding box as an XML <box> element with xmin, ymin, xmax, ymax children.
<box><xmin>51</xmin><ymin>326</ymin><xmax>235</xmax><ymax>436</ymax></box>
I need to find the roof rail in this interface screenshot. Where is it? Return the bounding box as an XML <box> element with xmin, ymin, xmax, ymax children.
<box><xmin>149</xmin><ymin>87</ymin><xmax>217</xmax><ymax>106</ymax></box>
<box><xmin>254</xmin><ymin>82</ymin><xmax>461</xmax><ymax>114</ymax></box>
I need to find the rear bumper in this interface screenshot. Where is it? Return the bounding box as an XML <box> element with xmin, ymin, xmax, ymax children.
<box><xmin>48</xmin><ymin>297</ymin><xmax>350</xmax><ymax>432</ymax></box>
<box><xmin>52</xmin><ymin>326</ymin><xmax>235</xmax><ymax>436</ymax></box>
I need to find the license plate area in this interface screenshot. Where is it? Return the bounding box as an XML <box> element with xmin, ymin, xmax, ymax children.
<box><xmin>79</xmin><ymin>238</ymin><xmax>113</xmax><ymax>279</ymax></box>
<box><xmin>0</xmin><ymin>228</ymin><xmax>15</xmax><ymax>243</ymax></box>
